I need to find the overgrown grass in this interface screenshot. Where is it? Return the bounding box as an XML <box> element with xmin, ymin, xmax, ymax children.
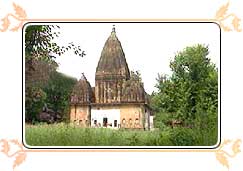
<box><xmin>25</xmin><ymin>123</ymin><xmax>217</xmax><ymax>146</ymax></box>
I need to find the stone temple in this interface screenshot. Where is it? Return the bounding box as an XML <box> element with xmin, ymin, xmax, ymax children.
<box><xmin>70</xmin><ymin>26</ymin><xmax>153</xmax><ymax>130</ymax></box>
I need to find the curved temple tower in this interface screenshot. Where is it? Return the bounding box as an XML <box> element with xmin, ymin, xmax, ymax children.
<box><xmin>70</xmin><ymin>26</ymin><xmax>153</xmax><ymax>130</ymax></box>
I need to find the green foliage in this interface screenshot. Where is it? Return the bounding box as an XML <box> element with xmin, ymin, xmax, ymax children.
<box><xmin>25</xmin><ymin>87</ymin><xmax>46</xmax><ymax>123</ymax></box>
<box><xmin>153</xmin><ymin>112</ymin><xmax>173</xmax><ymax>130</ymax></box>
<box><xmin>25</xmin><ymin>25</ymin><xmax>84</xmax><ymax>123</ymax></box>
<box><xmin>25</xmin><ymin>71</ymin><xmax>77</xmax><ymax>122</ymax></box>
<box><xmin>169</xmin><ymin>127</ymin><xmax>197</xmax><ymax>146</ymax></box>
<box><xmin>151</xmin><ymin>44</ymin><xmax>218</xmax><ymax>146</ymax></box>
<box><xmin>25</xmin><ymin>25</ymin><xmax>85</xmax><ymax>61</ymax></box>
<box><xmin>25</xmin><ymin>25</ymin><xmax>85</xmax><ymax>88</ymax></box>
<box><xmin>25</xmin><ymin>123</ymin><xmax>217</xmax><ymax>146</ymax></box>
<box><xmin>25</xmin><ymin>123</ymin><xmax>177</xmax><ymax>146</ymax></box>
<box><xmin>43</xmin><ymin>72</ymin><xmax>77</xmax><ymax>120</ymax></box>
<box><xmin>25</xmin><ymin>124</ymin><xmax>175</xmax><ymax>146</ymax></box>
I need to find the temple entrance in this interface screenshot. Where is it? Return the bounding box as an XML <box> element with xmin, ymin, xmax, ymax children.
<box><xmin>103</xmin><ymin>117</ymin><xmax>108</xmax><ymax>127</ymax></box>
<box><xmin>91</xmin><ymin>109</ymin><xmax>120</xmax><ymax>128</ymax></box>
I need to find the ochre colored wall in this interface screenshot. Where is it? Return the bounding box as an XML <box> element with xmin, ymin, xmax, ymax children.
<box><xmin>70</xmin><ymin>104</ymin><xmax>148</xmax><ymax>129</ymax></box>
<box><xmin>91</xmin><ymin>104</ymin><xmax>145</xmax><ymax>129</ymax></box>
<box><xmin>120</xmin><ymin>105</ymin><xmax>145</xmax><ymax>129</ymax></box>
<box><xmin>70</xmin><ymin>106</ymin><xmax>76</xmax><ymax>122</ymax></box>
<box><xmin>70</xmin><ymin>105</ymin><xmax>90</xmax><ymax>127</ymax></box>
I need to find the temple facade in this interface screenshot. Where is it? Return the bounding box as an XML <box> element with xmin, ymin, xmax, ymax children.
<box><xmin>70</xmin><ymin>27</ymin><xmax>153</xmax><ymax>130</ymax></box>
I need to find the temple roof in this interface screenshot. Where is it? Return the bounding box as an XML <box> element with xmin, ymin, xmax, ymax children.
<box><xmin>96</xmin><ymin>26</ymin><xmax>130</xmax><ymax>79</ymax></box>
<box><xmin>71</xmin><ymin>73</ymin><xmax>93</xmax><ymax>104</ymax></box>
<box><xmin>121</xmin><ymin>79</ymin><xmax>145</xmax><ymax>103</ymax></box>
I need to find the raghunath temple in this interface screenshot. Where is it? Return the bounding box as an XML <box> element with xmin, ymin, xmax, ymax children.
<box><xmin>70</xmin><ymin>26</ymin><xmax>153</xmax><ymax>130</ymax></box>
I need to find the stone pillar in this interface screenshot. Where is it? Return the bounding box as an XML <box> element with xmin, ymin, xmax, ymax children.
<box><xmin>114</xmin><ymin>81</ymin><xmax>118</xmax><ymax>102</ymax></box>
<box><xmin>84</xmin><ymin>93</ymin><xmax>86</xmax><ymax>102</ymax></box>
<box><xmin>117</xmin><ymin>82</ymin><xmax>121</xmax><ymax>102</ymax></box>
<box><xmin>104</xmin><ymin>81</ymin><xmax>107</xmax><ymax>103</ymax></box>
<box><xmin>115</xmin><ymin>82</ymin><xmax>117</xmax><ymax>102</ymax></box>
<box><xmin>101</xmin><ymin>82</ymin><xmax>104</xmax><ymax>103</ymax></box>
<box><xmin>95</xmin><ymin>82</ymin><xmax>98</xmax><ymax>103</ymax></box>
<box><xmin>107</xmin><ymin>82</ymin><xmax>111</xmax><ymax>103</ymax></box>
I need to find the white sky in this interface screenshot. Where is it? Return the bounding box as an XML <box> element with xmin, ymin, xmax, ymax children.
<box><xmin>54</xmin><ymin>23</ymin><xmax>220</xmax><ymax>94</ymax></box>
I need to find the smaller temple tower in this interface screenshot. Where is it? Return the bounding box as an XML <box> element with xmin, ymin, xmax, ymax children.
<box><xmin>70</xmin><ymin>73</ymin><xmax>93</xmax><ymax>126</ymax></box>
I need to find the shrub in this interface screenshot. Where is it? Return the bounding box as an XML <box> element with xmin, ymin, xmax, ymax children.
<box><xmin>25</xmin><ymin>87</ymin><xmax>46</xmax><ymax>123</ymax></box>
<box><xmin>169</xmin><ymin>127</ymin><xmax>197</xmax><ymax>146</ymax></box>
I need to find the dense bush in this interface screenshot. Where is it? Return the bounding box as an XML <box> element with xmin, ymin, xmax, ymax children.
<box><xmin>43</xmin><ymin>72</ymin><xmax>77</xmax><ymax>120</ymax></box>
<box><xmin>25</xmin><ymin>87</ymin><xmax>47</xmax><ymax>123</ymax></box>
<box><xmin>169</xmin><ymin>127</ymin><xmax>197</xmax><ymax>146</ymax></box>
<box><xmin>25</xmin><ymin>72</ymin><xmax>77</xmax><ymax>123</ymax></box>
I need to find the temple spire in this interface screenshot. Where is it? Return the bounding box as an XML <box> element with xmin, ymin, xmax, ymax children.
<box><xmin>80</xmin><ymin>72</ymin><xmax>87</xmax><ymax>81</ymax></box>
<box><xmin>112</xmin><ymin>25</ymin><xmax>116</xmax><ymax>33</ymax></box>
<box><xmin>111</xmin><ymin>25</ymin><xmax>116</xmax><ymax>35</ymax></box>
<box><xmin>96</xmin><ymin>25</ymin><xmax>130</xmax><ymax>79</ymax></box>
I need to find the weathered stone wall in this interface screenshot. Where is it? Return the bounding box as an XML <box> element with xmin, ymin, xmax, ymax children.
<box><xmin>91</xmin><ymin>104</ymin><xmax>146</xmax><ymax>129</ymax></box>
<box><xmin>95</xmin><ymin>79</ymin><xmax>123</xmax><ymax>104</ymax></box>
<box><xmin>70</xmin><ymin>103</ymin><xmax>151</xmax><ymax>129</ymax></box>
<box><xmin>120</xmin><ymin>105</ymin><xmax>145</xmax><ymax>129</ymax></box>
<box><xmin>70</xmin><ymin>105</ymin><xmax>90</xmax><ymax>127</ymax></box>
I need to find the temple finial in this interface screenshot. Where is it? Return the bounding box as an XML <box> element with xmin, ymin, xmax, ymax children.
<box><xmin>81</xmin><ymin>72</ymin><xmax>87</xmax><ymax>80</ymax></box>
<box><xmin>112</xmin><ymin>25</ymin><xmax>115</xmax><ymax>33</ymax></box>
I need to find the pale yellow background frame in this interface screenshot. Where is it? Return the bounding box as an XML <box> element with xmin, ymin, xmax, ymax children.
<box><xmin>0</xmin><ymin>1</ymin><xmax>242</xmax><ymax>171</ymax></box>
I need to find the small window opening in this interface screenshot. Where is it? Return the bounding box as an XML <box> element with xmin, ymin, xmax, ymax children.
<box><xmin>114</xmin><ymin>120</ymin><xmax>117</xmax><ymax>127</ymax></box>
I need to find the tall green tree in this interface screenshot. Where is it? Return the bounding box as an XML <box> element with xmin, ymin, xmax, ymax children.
<box><xmin>25</xmin><ymin>25</ymin><xmax>85</xmax><ymax>87</ymax></box>
<box><xmin>152</xmin><ymin>44</ymin><xmax>218</xmax><ymax>145</ymax></box>
<box><xmin>25</xmin><ymin>25</ymin><xmax>85</xmax><ymax>122</ymax></box>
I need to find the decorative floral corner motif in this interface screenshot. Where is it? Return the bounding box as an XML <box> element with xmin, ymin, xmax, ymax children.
<box><xmin>215</xmin><ymin>139</ymin><xmax>241</xmax><ymax>171</ymax></box>
<box><xmin>0</xmin><ymin>2</ymin><xmax>27</xmax><ymax>32</ymax></box>
<box><xmin>215</xmin><ymin>1</ymin><xmax>242</xmax><ymax>32</ymax></box>
<box><xmin>0</xmin><ymin>139</ymin><xmax>27</xmax><ymax>170</ymax></box>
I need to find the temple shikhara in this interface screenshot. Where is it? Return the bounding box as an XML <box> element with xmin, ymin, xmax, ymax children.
<box><xmin>70</xmin><ymin>26</ymin><xmax>153</xmax><ymax>130</ymax></box>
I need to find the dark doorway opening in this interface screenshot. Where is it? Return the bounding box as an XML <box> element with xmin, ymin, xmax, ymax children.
<box><xmin>103</xmin><ymin>117</ymin><xmax>108</xmax><ymax>127</ymax></box>
<box><xmin>114</xmin><ymin>120</ymin><xmax>117</xmax><ymax>127</ymax></box>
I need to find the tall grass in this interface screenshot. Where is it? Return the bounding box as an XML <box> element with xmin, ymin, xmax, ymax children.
<box><xmin>25</xmin><ymin>123</ymin><xmax>172</xmax><ymax>146</ymax></box>
<box><xmin>25</xmin><ymin>123</ymin><xmax>217</xmax><ymax>146</ymax></box>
